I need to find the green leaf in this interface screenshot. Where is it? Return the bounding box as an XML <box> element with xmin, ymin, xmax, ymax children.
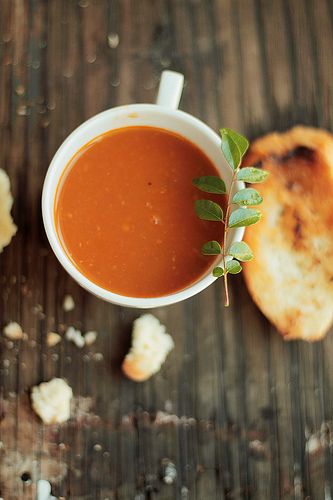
<box><xmin>237</xmin><ymin>167</ymin><xmax>269</xmax><ymax>183</ymax></box>
<box><xmin>202</xmin><ymin>240</ymin><xmax>222</xmax><ymax>255</ymax></box>
<box><xmin>213</xmin><ymin>266</ymin><xmax>224</xmax><ymax>277</ymax></box>
<box><xmin>220</xmin><ymin>133</ymin><xmax>241</xmax><ymax>170</ymax></box>
<box><xmin>222</xmin><ymin>128</ymin><xmax>249</xmax><ymax>158</ymax></box>
<box><xmin>228</xmin><ymin>241</ymin><xmax>253</xmax><ymax>261</ymax></box>
<box><xmin>192</xmin><ymin>176</ymin><xmax>226</xmax><ymax>194</ymax></box>
<box><xmin>195</xmin><ymin>200</ymin><xmax>223</xmax><ymax>221</ymax></box>
<box><xmin>232</xmin><ymin>188</ymin><xmax>263</xmax><ymax>206</ymax></box>
<box><xmin>228</xmin><ymin>208</ymin><xmax>261</xmax><ymax>228</ymax></box>
<box><xmin>220</xmin><ymin>128</ymin><xmax>249</xmax><ymax>170</ymax></box>
<box><xmin>226</xmin><ymin>259</ymin><xmax>242</xmax><ymax>274</ymax></box>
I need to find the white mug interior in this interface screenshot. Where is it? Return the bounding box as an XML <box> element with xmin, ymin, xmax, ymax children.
<box><xmin>42</xmin><ymin>73</ymin><xmax>245</xmax><ymax>308</ymax></box>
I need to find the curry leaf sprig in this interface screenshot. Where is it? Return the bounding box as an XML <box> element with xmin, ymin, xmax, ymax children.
<box><xmin>193</xmin><ymin>128</ymin><xmax>269</xmax><ymax>307</ymax></box>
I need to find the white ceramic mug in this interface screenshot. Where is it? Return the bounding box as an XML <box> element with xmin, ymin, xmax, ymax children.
<box><xmin>42</xmin><ymin>71</ymin><xmax>245</xmax><ymax>308</ymax></box>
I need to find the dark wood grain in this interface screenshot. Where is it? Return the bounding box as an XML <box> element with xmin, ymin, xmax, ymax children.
<box><xmin>1</xmin><ymin>0</ymin><xmax>333</xmax><ymax>498</ymax></box>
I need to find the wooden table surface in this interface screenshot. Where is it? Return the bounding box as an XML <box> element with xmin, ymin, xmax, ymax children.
<box><xmin>1</xmin><ymin>0</ymin><xmax>333</xmax><ymax>498</ymax></box>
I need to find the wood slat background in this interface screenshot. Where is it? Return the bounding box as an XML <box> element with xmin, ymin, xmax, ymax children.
<box><xmin>1</xmin><ymin>0</ymin><xmax>333</xmax><ymax>498</ymax></box>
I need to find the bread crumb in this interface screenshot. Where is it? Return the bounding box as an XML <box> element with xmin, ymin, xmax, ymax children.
<box><xmin>306</xmin><ymin>434</ymin><xmax>321</xmax><ymax>454</ymax></box>
<box><xmin>122</xmin><ymin>314</ymin><xmax>174</xmax><ymax>382</ymax></box>
<box><xmin>31</xmin><ymin>378</ymin><xmax>73</xmax><ymax>424</ymax></box>
<box><xmin>84</xmin><ymin>330</ymin><xmax>97</xmax><ymax>346</ymax></box>
<box><xmin>93</xmin><ymin>352</ymin><xmax>103</xmax><ymax>362</ymax></box>
<box><xmin>3</xmin><ymin>321</ymin><xmax>23</xmax><ymax>340</ymax></box>
<box><xmin>65</xmin><ymin>326</ymin><xmax>85</xmax><ymax>348</ymax></box>
<box><xmin>0</xmin><ymin>169</ymin><xmax>17</xmax><ymax>253</ymax></box>
<box><xmin>161</xmin><ymin>458</ymin><xmax>177</xmax><ymax>484</ymax></box>
<box><xmin>46</xmin><ymin>332</ymin><xmax>61</xmax><ymax>347</ymax></box>
<box><xmin>107</xmin><ymin>32</ymin><xmax>119</xmax><ymax>49</ymax></box>
<box><xmin>37</xmin><ymin>479</ymin><xmax>57</xmax><ymax>500</ymax></box>
<box><xmin>65</xmin><ymin>327</ymin><xmax>98</xmax><ymax>347</ymax></box>
<box><xmin>63</xmin><ymin>294</ymin><xmax>75</xmax><ymax>312</ymax></box>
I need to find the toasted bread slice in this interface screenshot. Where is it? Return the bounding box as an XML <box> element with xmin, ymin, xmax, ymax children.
<box><xmin>243</xmin><ymin>126</ymin><xmax>333</xmax><ymax>341</ymax></box>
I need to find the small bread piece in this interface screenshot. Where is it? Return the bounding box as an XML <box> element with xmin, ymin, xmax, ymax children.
<box><xmin>243</xmin><ymin>126</ymin><xmax>333</xmax><ymax>341</ymax></box>
<box><xmin>122</xmin><ymin>314</ymin><xmax>174</xmax><ymax>381</ymax></box>
<box><xmin>46</xmin><ymin>331</ymin><xmax>62</xmax><ymax>347</ymax></box>
<box><xmin>65</xmin><ymin>326</ymin><xmax>85</xmax><ymax>348</ymax></box>
<box><xmin>84</xmin><ymin>330</ymin><xmax>98</xmax><ymax>346</ymax></box>
<box><xmin>0</xmin><ymin>169</ymin><xmax>17</xmax><ymax>252</ymax></box>
<box><xmin>63</xmin><ymin>294</ymin><xmax>75</xmax><ymax>312</ymax></box>
<box><xmin>31</xmin><ymin>378</ymin><xmax>73</xmax><ymax>424</ymax></box>
<box><xmin>3</xmin><ymin>321</ymin><xmax>23</xmax><ymax>340</ymax></box>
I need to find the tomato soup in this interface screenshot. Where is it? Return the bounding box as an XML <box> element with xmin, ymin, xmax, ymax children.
<box><xmin>55</xmin><ymin>126</ymin><xmax>225</xmax><ymax>297</ymax></box>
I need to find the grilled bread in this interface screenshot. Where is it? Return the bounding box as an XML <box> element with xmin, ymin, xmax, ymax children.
<box><xmin>243</xmin><ymin>126</ymin><xmax>333</xmax><ymax>341</ymax></box>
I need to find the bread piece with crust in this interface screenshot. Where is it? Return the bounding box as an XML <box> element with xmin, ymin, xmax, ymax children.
<box><xmin>0</xmin><ymin>169</ymin><xmax>17</xmax><ymax>252</ymax></box>
<box><xmin>243</xmin><ymin>126</ymin><xmax>333</xmax><ymax>341</ymax></box>
<box><xmin>122</xmin><ymin>314</ymin><xmax>174</xmax><ymax>381</ymax></box>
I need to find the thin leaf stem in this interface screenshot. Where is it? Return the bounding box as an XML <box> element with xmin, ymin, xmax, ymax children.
<box><xmin>222</xmin><ymin>166</ymin><xmax>239</xmax><ymax>307</ymax></box>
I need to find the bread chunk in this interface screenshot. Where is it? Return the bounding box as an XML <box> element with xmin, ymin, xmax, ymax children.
<box><xmin>3</xmin><ymin>321</ymin><xmax>23</xmax><ymax>340</ymax></box>
<box><xmin>46</xmin><ymin>332</ymin><xmax>62</xmax><ymax>347</ymax></box>
<box><xmin>0</xmin><ymin>169</ymin><xmax>17</xmax><ymax>252</ymax></box>
<box><xmin>243</xmin><ymin>126</ymin><xmax>333</xmax><ymax>341</ymax></box>
<box><xmin>31</xmin><ymin>378</ymin><xmax>73</xmax><ymax>424</ymax></box>
<box><xmin>122</xmin><ymin>314</ymin><xmax>174</xmax><ymax>381</ymax></box>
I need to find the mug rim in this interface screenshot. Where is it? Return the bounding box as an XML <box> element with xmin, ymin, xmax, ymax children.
<box><xmin>42</xmin><ymin>103</ymin><xmax>245</xmax><ymax>308</ymax></box>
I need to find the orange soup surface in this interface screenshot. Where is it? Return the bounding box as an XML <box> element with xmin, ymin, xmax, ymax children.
<box><xmin>55</xmin><ymin>126</ymin><xmax>225</xmax><ymax>297</ymax></box>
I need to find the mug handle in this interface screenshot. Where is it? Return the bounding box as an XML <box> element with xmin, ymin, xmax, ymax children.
<box><xmin>156</xmin><ymin>70</ymin><xmax>184</xmax><ymax>109</ymax></box>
